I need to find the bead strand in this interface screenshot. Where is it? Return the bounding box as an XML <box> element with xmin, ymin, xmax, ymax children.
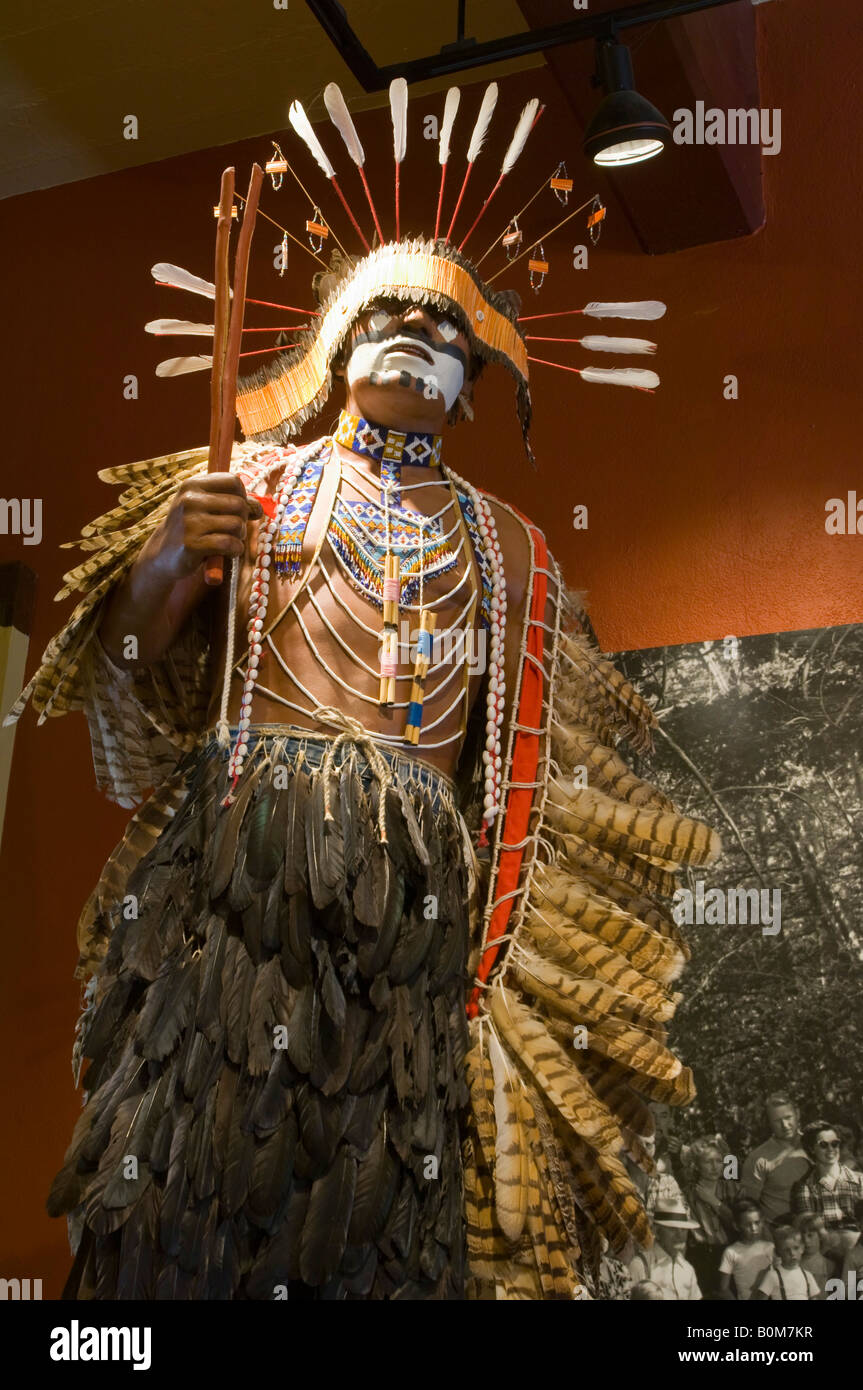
<box><xmin>223</xmin><ymin>441</ymin><xmax>325</xmax><ymax>795</ymax></box>
<box><xmin>442</xmin><ymin>465</ymin><xmax>507</xmax><ymax>844</ymax></box>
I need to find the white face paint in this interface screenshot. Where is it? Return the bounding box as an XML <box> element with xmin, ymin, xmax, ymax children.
<box><xmin>345</xmin><ymin>332</ymin><xmax>466</xmax><ymax>410</ymax></box>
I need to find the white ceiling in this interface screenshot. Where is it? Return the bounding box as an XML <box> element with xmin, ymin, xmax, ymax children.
<box><xmin>0</xmin><ymin>0</ymin><xmax>542</xmax><ymax>200</ymax></box>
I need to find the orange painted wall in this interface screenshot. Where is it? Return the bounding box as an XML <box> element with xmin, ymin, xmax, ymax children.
<box><xmin>0</xmin><ymin>0</ymin><xmax>860</xmax><ymax>1294</ymax></box>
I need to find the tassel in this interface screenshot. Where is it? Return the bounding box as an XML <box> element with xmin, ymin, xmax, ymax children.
<box><xmin>324</xmin><ymin>82</ymin><xmax>384</xmax><ymax>245</ymax></box>
<box><xmin>459</xmin><ymin>98</ymin><xmax>541</xmax><ymax>251</ymax></box>
<box><xmin>389</xmin><ymin>77</ymin><xmax>408</xmax><ymax>241</ymax></box>
<box><xmin>379</xmin><ymin>554</ymin><xmax>400</xmax><ymax>708</ymax></box>
<box><xmin>434</xmin><ymin>87</ymin><xmax>460</xmax><ymax>239</ymax></box>
<box><xmin>288</xmin><ymin>99</ymin><xmax>371</xmax><ymax>253</ymax></box>
<box><xmin>403</xmin><ymin>609</ymin><xmax>435</xmax><ymax>745</ymax></box>
<box><xmin>445</xmin><ymin>82</ymin><xmax>498</xmax><ymax>241</ymax></box>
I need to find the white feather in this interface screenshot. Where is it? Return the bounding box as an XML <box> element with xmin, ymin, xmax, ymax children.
<box><xmin>579</xmin><ymin>335</ymin><xmax>657</xmax><ymax>355</ymax></box>
<box><xmin>580</xmin><ymin>366</ymin><xmax>660</xmax><ymax>390</ymax></box>
<box><xmin>389</xmin><ymin>77</ymin><xmax>407</xmax><ymax>162</ymax></box>
<box><xmin>582</xmin><ymin>300</ymin><xmax>667</xmax><ymax>321</ymax></box>
<box><xmin>288</xmin><ymin>100</ymin><xmax>336</xmax><ymax>180</ymax></box>
<box><xmin>324</xmin><ymin>82</ymin><xmax>366</xmax><ymax>167</ymax></box>
<box><xmin>466</xmin><ymin>82</ymin><xmax>498</xmax><ymax>164</ymax></box>
<box><xmin>151</xmin><ymin>262</ymin><xmax>220</xmax><ymax>300</ymax></box>
<box><xmin>501</xmin><ymin>98</ymin><xmax>539</xmax><ymax>176</ymax></box>
<box><xmin>155</xmin><ymin>355</ymin><xmax>213</xmax><ymax>377</ymax></box>
<box><xmin>146</xmin><ymin>318</ymin><xmax>214</xmax><ymax>337</ymax></box>
<box><xmin>439</xmin><ymin>87</ymin><xmax>460</xmax><ymax>165</ymax></box>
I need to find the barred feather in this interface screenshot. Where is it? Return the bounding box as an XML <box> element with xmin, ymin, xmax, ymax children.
<box><xmin>531</xmin><ymin>864</ymin><xmax>686</xmax><ymax>981</ymax></box>
<box><xmin>488</xmin><ymin>1029</ymin><xmax>529</xmax><ymax>1242</ymax></box>
<box><xmin>489</xmin><ymin>987</ymin><xmax>618</xmax><ymax>1154</ymax></box>
<box><xmin>524</xmin><ymin>905</ymin><xmax>676</xmax><ymax>1015</ymax></box>
<box><xmin>545</xmin><ymin>782</ymin><xmax>720</xmax><ymax>869</ymax></box>
<box><xmin>551</xmin><ymin>721</ymin><xmax>673</xmax><ymax>810</ymax></box>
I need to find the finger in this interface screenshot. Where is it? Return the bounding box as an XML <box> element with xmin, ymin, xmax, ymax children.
<box><xmin>181</xmin><ymin>491</ymin><xmax>252</xmax><ymax>518</ymax></box>
<box><xmin>192</xmin><ymin>533</ymin><xmax>247</xmax><ymax>558</ymax></box>
<box><xmin>189</xmin><ymin>514</ymin><xmax>247</xmax><ymax>541</ymax></box>
<box><xmin>181</xmin><ymin>473</ymin><xmax>249</xmax><ymax>499</ymax></box>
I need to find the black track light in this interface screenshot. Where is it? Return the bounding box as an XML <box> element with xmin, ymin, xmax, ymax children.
<box><xmin>583</xmin><ymin>40</ymin><xmax>671</xmax><ymax>167</ymax></box>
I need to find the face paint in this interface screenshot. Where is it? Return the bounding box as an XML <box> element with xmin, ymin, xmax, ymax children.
<box><xmin>346</xmin><ymin>330</ymin><xmax>466</xmax><ymax>410</ymax></box>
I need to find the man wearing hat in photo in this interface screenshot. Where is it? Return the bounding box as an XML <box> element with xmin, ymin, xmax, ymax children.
<box><xmin>629</xmin><ymin>1194</ymin><xmax>703</xmax><ymax>1300</ymax></box>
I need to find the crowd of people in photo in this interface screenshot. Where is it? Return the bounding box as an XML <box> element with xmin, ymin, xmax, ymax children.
<box><xmin>610</xmin><ymin>1094</ymin><xmax>863</xmax><ymax>1301</ymax></box>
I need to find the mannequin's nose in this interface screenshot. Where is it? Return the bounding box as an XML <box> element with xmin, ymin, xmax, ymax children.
<box><xmin>401</xmin><ymin>306</ymin><xmax>435</xmax><ymax>334</ymax></box>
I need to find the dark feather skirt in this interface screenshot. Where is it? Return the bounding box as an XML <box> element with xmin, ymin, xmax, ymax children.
<box><xmin>51</xmin><ymin>731</ymin><xmax>472</xmax><ymax>1300</ymax></box>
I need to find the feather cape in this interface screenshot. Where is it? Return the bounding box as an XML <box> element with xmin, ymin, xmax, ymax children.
<box><xmin>7</xmin><ymin>440</ymin><xmax>719</xmax><ymax>1298</ymax></box>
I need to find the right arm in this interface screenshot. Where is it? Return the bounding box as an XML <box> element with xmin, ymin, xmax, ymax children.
<box><xmin>99</xmin><ymin>473</ymin><xmax>262</xmax><ymax>667</ymax></box>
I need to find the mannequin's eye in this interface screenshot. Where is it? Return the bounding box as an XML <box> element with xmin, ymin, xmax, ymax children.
<box><xmin>437</xmin><ymin>319</ymin><xmax>458</xmax><ymax>342</ymax></box>
<box><xmin>368</xmin><ymin>310</ymin><xmax>391</xmax><ymax>333</ymax></box>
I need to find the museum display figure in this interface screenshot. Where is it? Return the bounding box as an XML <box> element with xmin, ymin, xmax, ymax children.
<box><xmin>6</xmin><ymin>81</ymin><xmax>719</xmax><ymax>1299</ymax></box>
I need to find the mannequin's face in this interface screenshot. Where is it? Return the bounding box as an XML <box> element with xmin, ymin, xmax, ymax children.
<box><xmin>340</xmin><ymin>301</ymin><xmax>472</xmax><ymax>433</ymax></box>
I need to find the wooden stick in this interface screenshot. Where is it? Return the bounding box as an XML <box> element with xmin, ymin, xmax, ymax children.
<box><xmin>204</xmin><ymin>167</ymin><xmax>236</xmax><ymax>586</ymax></box>
<box><xmin>216</xmin><ymin>163</ymin><xmax>265</xmax><ymax>474</ymax></box>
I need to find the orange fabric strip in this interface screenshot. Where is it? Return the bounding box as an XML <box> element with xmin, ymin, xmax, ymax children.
<box><xmin>467</xmin><ymin>515</ymin><xmax>548</xmax><ymax>1019</ymax></box>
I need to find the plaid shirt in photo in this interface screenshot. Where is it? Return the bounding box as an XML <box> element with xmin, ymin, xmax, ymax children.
<box><xmin>791</xmin><ymin>1166</ymin><xmax>863</xmax><ymax>1226</ymax></box>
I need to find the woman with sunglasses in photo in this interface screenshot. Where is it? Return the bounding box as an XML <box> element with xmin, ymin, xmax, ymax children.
<box><xmin>790</xmin><ymin>1122</ymin><xmax>863</xmax><ymax>1259</ymax></box>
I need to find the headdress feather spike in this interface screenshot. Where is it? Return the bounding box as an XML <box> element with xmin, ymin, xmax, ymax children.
<box><xmin>459</xmin><ymin>98</ymin><xmax>541</xmax><ymax>252</ymax></box>
<box><xmin>518</xmin><ymin>302</ymin><xmax>667</xmax><ymax>323</ymax></box>
<box><xmin>155</xmin><ymin>355</ymin><xmax>214</xmax><ymax>377</ymax></box>
<box><xmin>146</xmin><ymin>318</ymin><xmax>214</xmax><ymax>336</ymax></box>
<box><xmin>151</xmin><ymin>262</ymin><xmax>222</xmax><ymax>300</ymax></box>
<box><xmin>434</xmin><ymin>87</ymin><xmax>461</xmax><ymax>239</ymax></box>
<box><xmin>389</xmin><ymin>77</ymin><xmax>408</xmax><ymax>241</ymax></box>
<box><xmin>445</xmin><ymin>82</ymin><xmax>498</xmax><ymax>242</ymax></box>
<box><xmin>324</xmin><ymin>82</ymin><xmax>385</xmax><ymax>245</ymax></box>
<box><xmin>288</xmin><ymin>99</ymin><xmax>371</xmax><ymax>252</ymax></box>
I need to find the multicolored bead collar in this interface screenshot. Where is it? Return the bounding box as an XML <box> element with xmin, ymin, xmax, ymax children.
<box><xmin>333</xmin><ymin>410</ymin><xmax>443</xmax><ymax>470</ymax></box>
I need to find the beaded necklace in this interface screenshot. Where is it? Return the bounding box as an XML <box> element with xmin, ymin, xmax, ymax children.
<box><xmin>220</xmin><ymin>428</ymin><xmax>508</xmax><ymax>846</ymax></box>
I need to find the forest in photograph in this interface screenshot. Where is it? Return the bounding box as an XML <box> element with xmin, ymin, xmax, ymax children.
<box><xmin>614</xmin><ymin>623</ymin><xmax>863</xmax><ymax>1155</ymax></box>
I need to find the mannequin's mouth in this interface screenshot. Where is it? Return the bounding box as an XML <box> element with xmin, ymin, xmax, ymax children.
<box><xmin>382</xmin><ymin>338</ymin><xmax>433</xmax><ymax>365</ymax></box>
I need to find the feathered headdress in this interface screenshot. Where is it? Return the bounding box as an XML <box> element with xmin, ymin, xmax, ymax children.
<box><xmin>235</xmin><ymin>237</ymin><xmax>532</xmax><ymax>452</ymax></box>
<box><xmin>149</xmin><ymin>79</ymin><xmax>667</xmax><ymax>466</ymax></box>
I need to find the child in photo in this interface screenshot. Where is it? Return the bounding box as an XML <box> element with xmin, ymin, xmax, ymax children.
<box><xmin>751</xmin><ymin>1225</ymin><xmax>820</xmax><ymax>1300</ymax></box>
<box><xmin>797</xmin><ymin>1212</ymin><xmax>832</xmax><ymax>1291</ymax></box>
<box><xmin>717</xmin><ymin>1198</ymin><xmax>774</xmax><ymax>1300</ymax></box>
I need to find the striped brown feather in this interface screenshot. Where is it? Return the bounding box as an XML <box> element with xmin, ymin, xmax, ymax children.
<box><xmin>489</xmin><ymin>986</ymin><xmax>619</xmax><ymax>1154</ymax></box>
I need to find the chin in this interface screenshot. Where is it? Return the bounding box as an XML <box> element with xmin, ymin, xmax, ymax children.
<box><xmin>353</xmin><ymin>380</ymin><xmax>446</xmax><ymax>432</ymax></box>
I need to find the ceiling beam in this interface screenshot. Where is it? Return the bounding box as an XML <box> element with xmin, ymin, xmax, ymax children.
<box><xmin>304</xmin><ymin>0</ymin><xmax>744</xmax><ymax>89</ymax></box>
